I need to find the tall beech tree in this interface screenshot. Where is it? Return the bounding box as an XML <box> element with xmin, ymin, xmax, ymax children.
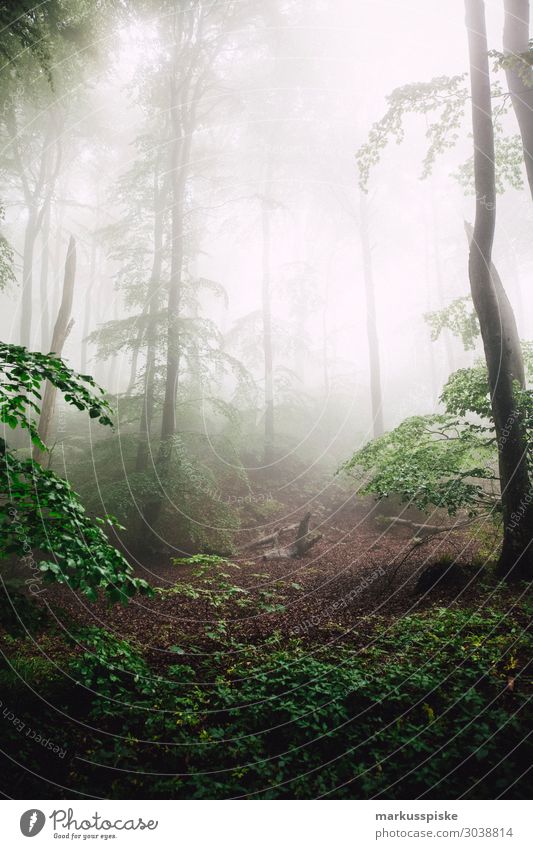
<box><xmin>3</xmin><ymin>106</ymin><xmax>62</xmax><ymax>348</ymax></box>
<box><xmin>33</xmin><ymin>236</ymin><xmax>76</xmax><ymax>464</ymax></box>
<box><xmin>261</xmin><ymin>189</ymin><xmax>275</xmax><ymax>464</ymax></box>
<box><xmin>503</xmin><ymin>0</ymin><xmax>533</xmax><ymax>200</ymax></box>
<box><xmin>359</xmin><ymin>191</ymin><xmax>384</xmax><ymax>438</ymax></box>
<box><xmin>465</xmin><ymin>0</ymin><xmax>533</xmax><ymax>578</ymax></box>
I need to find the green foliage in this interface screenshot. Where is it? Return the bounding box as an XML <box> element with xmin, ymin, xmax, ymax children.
<box><xmin>341</xmin><ymin>413</ymin><xmax>496</xmax><ymax>516</ymax></box>
<box><xmin>441</xmin><ymin>364</ymin><xmax>493</xmax><ymax>420</ymax></box>
<box><xmin>0</xmin><ymin>451</ymin><xmax>151</xmax><ymax>602</ymax></box>
<box><xmin>356</xmin><ymin>75</ymin><xmax>469</xmax><ymax>190</ymax></box>
<box><xmin>0</xmin><ymin>342</ymin><xmax>112</xmax><ymax>451</ymax></box>
<box><xmin>8</xmin><ymin>595</ymin><xmax>532</xmax><ymax>798</ymax></box>
<box><xmin>425</xmin><ymin>296</ymin><xmax>480</xmax><ymax>352</ymax></box>
<box><xmin>160</xmin><ymin>557</ymin><xmax>288</xmax><ymax>636</ymax></box>
<box><xmin>0</xmin><ymin>205</ymin><xmax>15</xmax><ymax>290</ymax></box>
<box><xmin>0</xmin><ymin>343</ymin><xmax>151</xmax><ymax>602</ymax></box>
<box><xmin>0</xmin><ymin>588</ymin><xmax>48</xmax><ymax>636</ymax></box>
<box><xmin>67</xmin><ymin>428</ymin><xmax>246</xmax><ymax>554</ymax></box>
<box><xmin>69</xmin><ymin>626</ymin><xmax>157</xmax><ymax>700</ymax></box>
<box><xmin>0</xmin><ymin>0</ymin><xmax>110</xmax><ymax>94</ymax></box>
<box><xmin>455</xmin><ymin>130</ymin><xmax>525</xmax><ymax>194</ymax></box>
<box><xmin>342</xmin><ymin>334</ymin><xmax>533</xmax><ymax>518</ymax></box>
<box><xmin>357</xmin><ymin>70</ymin><xmax>520</xmax><ymax>194</ymax></box>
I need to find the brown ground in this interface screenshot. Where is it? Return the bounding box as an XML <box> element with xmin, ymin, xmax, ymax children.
<box><xmin>40</xmin><ymin>478</ymin><xmax>490</xmax><ymax>669</ymax></box>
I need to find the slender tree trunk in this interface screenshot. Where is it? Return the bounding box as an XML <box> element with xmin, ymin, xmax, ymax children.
<box><xmin>506</xmin><ymin>238</ymin><xmax>526</xmax><ymax>324</ymax></box>
<box><xmin>424</xmin><ymin>201</ymin><xmax>440</xmax><ymax>402</ymax></box>
<box><xmin>160</xmin><ymin>72</ymin><xmax>192</xmax><ymax>450</ymax></box>
<box><xmin>39</xmin><ymin>197</ymin><xmax>51</xmax><ymax>353</ymax></box>
<box><xmin>322</xmin><ymin>303</ymin><xmax>329</xmax><ymax>397</ymax></box>
<box><xmin>126</xmin><ymin>307</ymin><xmax>148</xmax><ymax>397</ymax></box>
<box><xmin>261</xmin><ymin>195</ymin><xmax>275</xmax><ymax>464</ymax></box>
<box><xmin>105</xmin><ymin>297</ymin><xmax>120</xmax><ymax>394</ymax></box>
<box><xmin>51</xmin><ymin>208</ymin><xmax>63</xmax><ymax>328</ymax></box>
<box><xmin>16</xmin><ymin>113</ymin><xmax>62</xmax><ymax>348</ymax></box>
<box><xmin>136</xmin><ymin>165</ymin><xmax>165</xmax><ymax>471</ymax></box>
<box><xmin>81</xmin><ymin>235</ymin><xmax>97</xmax><ymax>375</ymax></box>
<box><xmin>33</xmin><ymin>236</ymin><xmax>76</xmax><ymax>463</ymax></box>
<box><xmin>464</xmin><ymin>220</ymin><xmax>525</xmax><ymax>387</ymax></box>
<box><xmin>359</xmin><ymin>191</ymin><xmax>384</xmax><ymax>438</ymax></box>
<box><xmin>20</xmin><ymin>210</ymin><xmax>37</xmax><ymax>347</ymax></box>
<box><xmin>503</xmin><ymin>0</ymin><xmax>533</xmax><ymax>200</ymax></box>
<box><xmin>465</xmin><ymin>0</ymin><xmax>533</xmax><ymax>578</ymax></box>
<box><xmin>430</xmin><ymin>185</ymin><xmax>456</xmax><ymax>375</ymax></box>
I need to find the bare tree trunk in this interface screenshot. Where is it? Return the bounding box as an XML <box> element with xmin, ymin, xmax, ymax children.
<box><xmin>160</xmin><ymin>65</ymin><xmax>194</xmax><ymax>450</ymax></box>
<box><xmin>464</xmin><ymin>220</ymin><xmax>525</xmax><ymax>387</ymax></box>
<box><xmin>125</xmin><ymin>313</ymin><xmax>147</xmax><ymax>397</ymax></box>
<box><xmin>465</xmin><ymin>0</ymin><xmax>533</xmax><ymax>579</ymax></box>
<box><xmin>51</xmin><ymin>207</ymin><xmax>64</xmax><ymax>327</ymax></box>
<box><xmin>424</xmin><ymin>205</ymin><xmax>440</xmax><ymax>402</ymax></box>
<box><xmin>80</xmin><ymin>235</ymin><xmax>97</xmax><ymax>375</ymax></box>
<box><xmin>322</xmin><ymin>302</ymin><xmax>329</xmax><ymax>397</ymax></box>
<box><xmin>359</xmin><ymin>191</ymin><xmax>384</xmax><ymax>437</ymax></box>
<box><xmin>261</xmin><ymin>195</ymin><xmax>275</xmax><ymax>464</ymax></box>
<box><xmin>39</xmin><ymin>196</ymin><xmax>51</xmax><ymax>353</ymax></box>
<box><xmin>9</xmin><ymin>110</ymin><xmax>62</xmax><ymax>348</ymax></box>
<box><xmin>429</xmin><ymin>185</ymin><xmax>456</xmax><ymax>376</ymax></box>
<box><xmin>136</xmin><ymin>159</ymin><xmax>165</xmax><ymax>472</ymax></box>
<box><xmin>503</xmin><ymin>0</ymin><xmax>533</xmax><ymax>200</ymax></box>
<box><xmin>33</xmin><ymin>236</ymin><xmax>76</xmax><ymax>463</ymax></box>
<box><xmin>20</xmin><ymin>210</ymin><xmax>37</xmax><ymax>347</ymax></box>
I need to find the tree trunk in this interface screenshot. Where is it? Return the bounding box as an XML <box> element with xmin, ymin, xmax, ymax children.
<box><xmin>136</xmin><ymin>160</ymin><xmax>165</xmax><ymax>472</ymax></box>
<box><xmin>261</xmin><ymin>196</ymin><xmax>275</xmax><ymax>464</ymax></box>
<box><xmin>80</xmin><ymin>235</ymin><xmax>97</xmax><ymax>375</ymax></box>
<box><xmin>16</xmin><ymin>112</ymin><xmax>62</xmax><ymax>349</ymax></box>
<box><xmin>503</xmin><ymin>0</ymin><xmax>533</xmax><ymax>200</ymax></box>
<box><xmin>429</xmin><ymin>184</ymin><xmax>456</xmax><ymax>376</ymax></box>
<box><xmin>464</xmin><ymin>220</ymin><xmax>525</xmax><ymax>387</ymax></box>
<box><xmin>125</xmin><ymin>317</ymin><xmax>146</xmax><ymax>397</ymax></box>
<box><xmin>359</xmin><ymin>191</ymin><xmax>384</xmax><ymax>438</ymax></box>
<box><xmin>39</xmin><ymin>196</ymin><xmax>51</xmax><ymax>353</ymax></box>
<box><xmin>465</xmin><ymin>0</ymin><xmax>533</xmax><ymax>579</ymax></box>
<box><xmin>33</xmin><ymin>236</ymin><xmax>76</xmax><ymax>463</ymax></box>
<box><xmin>424</xmin><ymin>203</ymin><xmax>440</xmax><ymax>402</ymax></box>
<box><xmin>20</xmin><ymin>209</ymin><xmax>37</xmax><ymax>348</ymax></box>
<box><xmin>160</xmin><ymin>71</ymin><xmax>192</xmax><ymax>451</ymax></box>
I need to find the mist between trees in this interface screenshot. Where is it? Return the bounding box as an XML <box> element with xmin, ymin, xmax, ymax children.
<box><xmin>1</xmin><ymin>0</ymin><xmax>533</xmax><ymax>803</ymax></box>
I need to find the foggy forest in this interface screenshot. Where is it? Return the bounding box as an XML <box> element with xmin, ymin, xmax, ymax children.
<box><xmin>1</xmin><ymin>0</ymin><xmax>533</xmax><ymax>801</ymax></box>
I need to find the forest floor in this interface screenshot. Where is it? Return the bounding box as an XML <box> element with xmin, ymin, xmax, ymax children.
<box><xmin>3</xmin><ymin>471</ymin><xmax>532</xmax><ymax>800</ymax></box>
<box><xmin>42</xmin><ymin>472</ymin><xmax>494</xmax><ymax>666</ymax></box>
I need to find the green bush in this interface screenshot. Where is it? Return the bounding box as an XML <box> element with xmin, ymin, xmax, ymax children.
<box><xmin>22</xmin><ymin>597</ymin><xmax>529</xmax><ymax>799</ymax></box>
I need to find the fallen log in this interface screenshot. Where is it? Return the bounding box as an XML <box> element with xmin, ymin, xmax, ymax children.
<box><xmin>384</xmin><ymin>517</ymin><xmax>447</xmax><ymax>536</ymax></box>
<box><xmin>242</xmin><ymin>521</ymin><xmax>301</xmax><ymax>551</ymax></box>
<box><xmin>261</xmin><ymin>513</ymin><xmax>322</xmax><ymax>560</ymax></box>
